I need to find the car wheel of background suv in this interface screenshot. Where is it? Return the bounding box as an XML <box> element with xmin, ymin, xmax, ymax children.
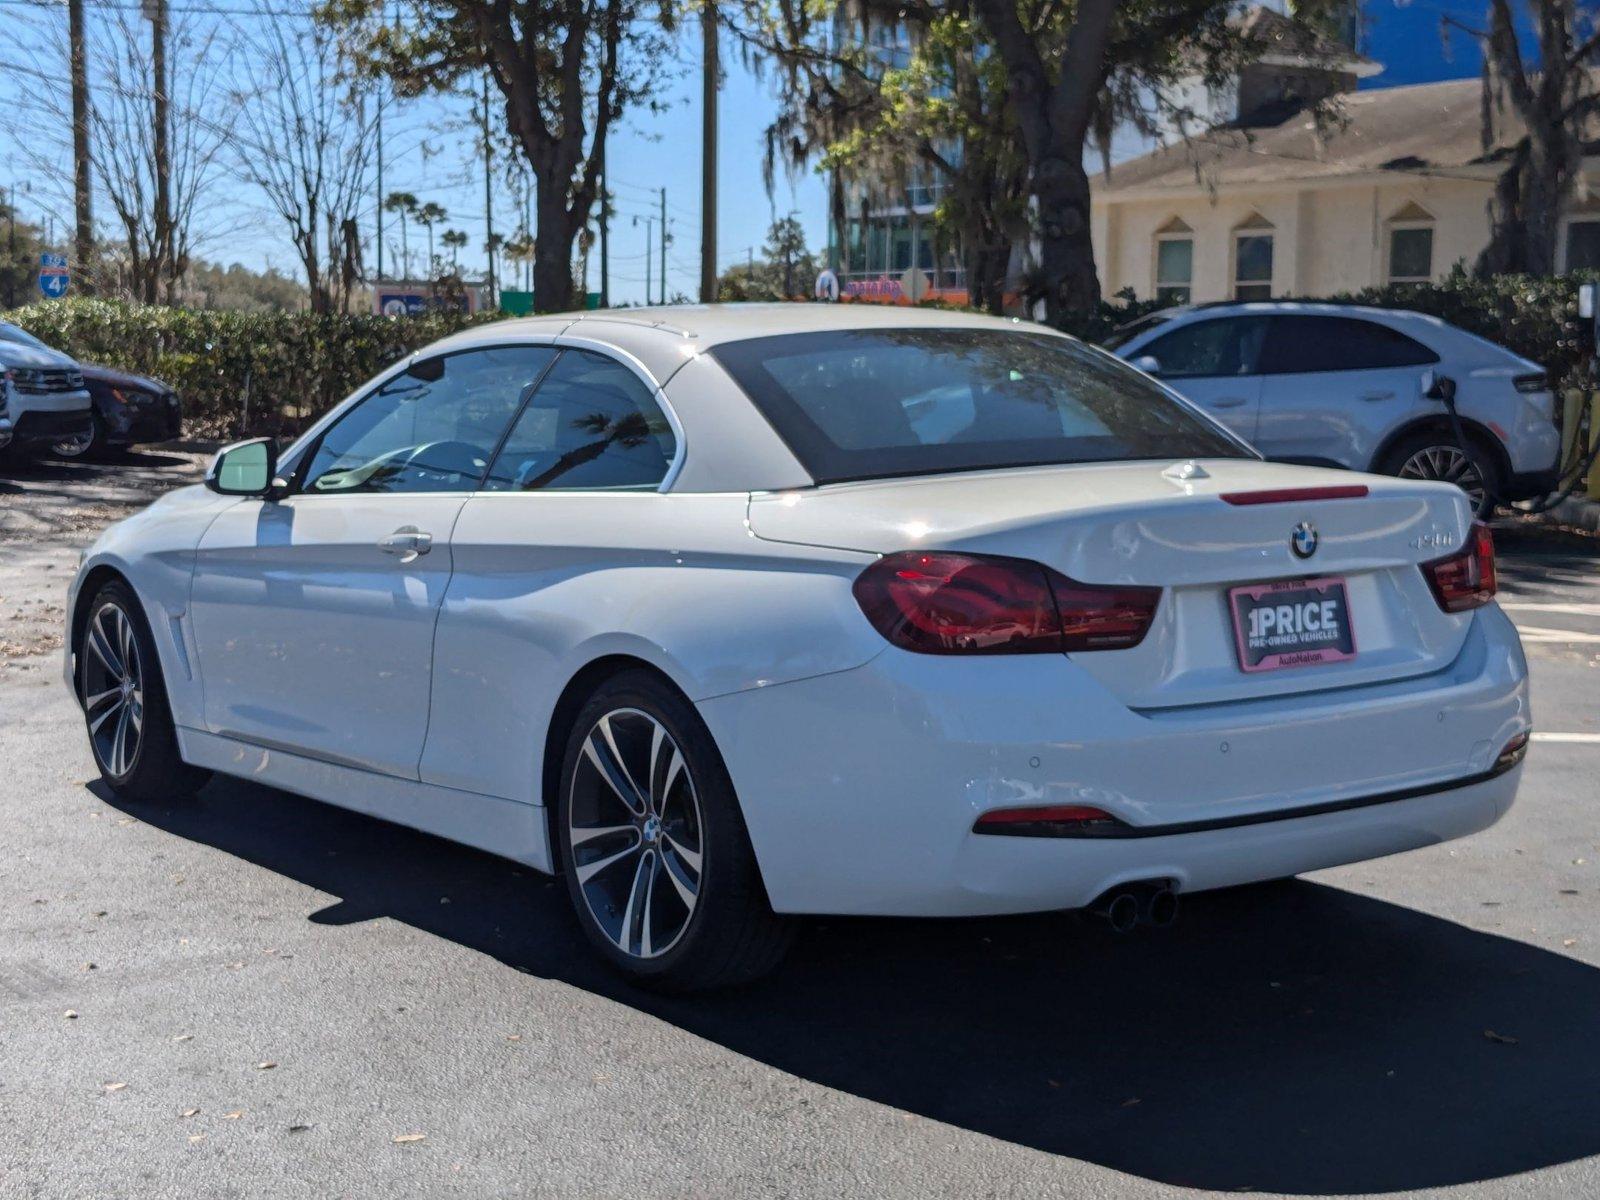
<box><xmin>1379</xmin><ymin>428</ymin><xmax>1502</xmax><ymax>518</ymax></box>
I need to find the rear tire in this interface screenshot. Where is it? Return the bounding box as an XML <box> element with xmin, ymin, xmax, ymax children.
<box><xmin>1378</xmin><ymin>429</ymin><xmax>1501</xmax><ymax>519</ymax></box>
<box><xmin>556</xmin><ymin>670</ymin><xmax>794</xmax><ymax>991</ymax></box>
<box><xmin>78</xmin><ymin>580</ymin><xmax>211</xmax><ymax>802</ymax></box>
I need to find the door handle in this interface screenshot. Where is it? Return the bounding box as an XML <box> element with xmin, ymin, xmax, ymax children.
<box><xmin>1208</xmin><ymin>397</ymin><xmax>1248</xmax><ymax>409</ymax></box>
<box><xmin>1360</xmin><ymin>390</ymin><xmax>1395</xmax><ymax>402</ymax></box>
<box><xmin>378</xmin><ymin>526</ymin><xmax>433</xmax><ymax>562</ymax></box>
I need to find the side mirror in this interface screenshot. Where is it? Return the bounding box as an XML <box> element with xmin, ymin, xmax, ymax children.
<box><xmin>1131</xmin><ymin>354</ymin><xmax>1163</xmax><ymax>376</ymax></box>
<box><xmin>205</xmin><ymin>437</ymin><xmax>280</xmax><ymax>497</ymax></box>
<box><xmin>1422</xmin><ymin>370</ymin><xmax>1457</xmax><ymax>403</ymax></box>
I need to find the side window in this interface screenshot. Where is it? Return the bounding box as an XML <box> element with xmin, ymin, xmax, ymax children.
<box><xmin>1260</xmin><ymin>316</ymin><xmax>1439</xmax><ymax>375</ymax></box>
<box><xmin>1140</xmin><ymin>318</ymin><xmax>1269</xmax><ymax>379</ymax></box>
<box><xmin>301</xmin><ymin>345</ymin><xmax>557</xmax><ymax>494</ymax></box>
<box><xmin>482</xmin><ymin>350</ymin><xmax>676</xmax><ymax>492</ymax></box>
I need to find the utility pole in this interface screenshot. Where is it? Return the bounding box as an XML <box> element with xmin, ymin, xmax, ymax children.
<box><xmin>659</xmin><ymin>187</ymin><xmax>667</xmax><ymax>305</ymax></box>
<box><xmin>635</xmin><ymin>215</ymin><xmax>654</xmax><ymax>305</ymax></box>
<box><xmin>747</xmin><ymin>246</ymin><xmax>754</xmax><ymax>287</ymax></box>
<box><xmin>481</xmin><ymin>73</ymin><xmax>495</xmax><ymax>308</ymax></box>
<box><xmin>149</xmin><ymin>0</ymin><xmax>172</xmax><ymax>304</ymax></box>
<box><xmin>6</xmin><ymin>185</ymin><xmax>15</xmax><ymax>310</ymax></box>
<box><xmin>599</xmin><ymin>144</ymin><xmax>609</xmax><ymax>308</ymax></box>
<box><xmin>699</xmin><ymin>1</ymin><xmax>718</xmax><ymax>302</ymax></box>
<box><xmin>69</xmin><ymin>0</ymin><xmax>93</xmax><ymax>288</ymax></box>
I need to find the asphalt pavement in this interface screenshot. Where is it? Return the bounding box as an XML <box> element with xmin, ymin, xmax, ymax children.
<box><xmin>2</xmin><ymin>449</ymin><xmax>1598</xmax><ymax>1200</ymax></box>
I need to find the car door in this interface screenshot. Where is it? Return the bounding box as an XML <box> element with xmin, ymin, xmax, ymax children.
<box><xmin>419</xmin><ymin>346</ymin><xmax>682</xmax><ymax>802</ymax></box>
<box><xmin>1254</xmin><ymin>315</ymin><xmax>1439</xmax><ymax>468</ymax></box>
<box><xmin>187</xmin><ymin>344</ymin><xmax>558</xmax><ymax>778</ymax></box>
<box><xmin>1130</xmin><ymin>316</ymin><xmax>1271</xmax><ymax>443</ymax></box>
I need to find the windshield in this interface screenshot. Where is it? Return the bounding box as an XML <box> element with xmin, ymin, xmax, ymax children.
<box><xmin>0</xmin><ymin>323</ymin><xmax>51</xmax><ymax>352</ymax></box>
<box><xmin>1101</xmin><ymin>311</ymin><xmax>1174</xmax><ymax>350</ymax></box>
<box><xmin>710</xmin><ymin>327</ymin><xmax>1252</xmax><ymax>485</ymax></box>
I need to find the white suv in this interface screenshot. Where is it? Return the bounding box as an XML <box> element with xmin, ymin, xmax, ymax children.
<box><xmin>1107</xmin><ymin>302</ymin><xmax>1563</xmax><ymax>514</ymax></box>
<box><xmin>0</xmin><ymin>321</ymin><xmax>93</xmax><ymax>459</ymax></box>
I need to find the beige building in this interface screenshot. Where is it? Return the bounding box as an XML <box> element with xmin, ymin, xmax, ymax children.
<box><xmin>1091</xmin><ymin>75</ymin><xmax>1600</xmax><ymax>305</ymax></box>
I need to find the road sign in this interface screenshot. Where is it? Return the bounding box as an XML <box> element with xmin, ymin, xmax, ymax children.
<box><xmin>39</xmin><ymin>253</ymin><xmax>69</xmax><ymax>300</ymax></box>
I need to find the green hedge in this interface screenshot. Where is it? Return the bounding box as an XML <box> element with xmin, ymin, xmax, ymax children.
<box><xmin>3</xmin><ymin>299</ymin><xmax>501</xmax><ymax>439</ymax></box>
<box><xmin>7</xmin><ymin>272</ymin><xmax>1593</xmax><ymax>441</ymax></box>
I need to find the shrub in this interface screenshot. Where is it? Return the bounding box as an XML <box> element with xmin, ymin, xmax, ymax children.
<box><xmin>2</xmin><ymin>299</ymin><xmax>502</xmax><ymax>439</ymax></box>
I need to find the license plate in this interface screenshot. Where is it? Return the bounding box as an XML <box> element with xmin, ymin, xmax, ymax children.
<box><xmin>1228</xmin><ymin>576</ymin><xmax>1356</xmax><ymax>673</ymax></box>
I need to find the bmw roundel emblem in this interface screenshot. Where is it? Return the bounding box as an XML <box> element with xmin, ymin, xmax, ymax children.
<box><xmin>1290</xmin><ymin>520</ymin><xmax>1319</xmax><ymax>559</ymax></box>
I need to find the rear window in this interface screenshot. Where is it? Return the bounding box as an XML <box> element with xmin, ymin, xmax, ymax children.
<box><xmin>710</xmin><ymin>328</ymin><xmax>1252</xmax><ymax>485</ymax></box>
<box><xmin>1259</xmin><ymin>315</ymin><xmax>1439</xmax><ymax>373</ymax></box>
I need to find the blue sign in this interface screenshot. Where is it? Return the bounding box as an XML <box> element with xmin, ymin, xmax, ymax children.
<box><xmin>39</xmin><ymin>253</ymin><xmax>69</xmax><ymax>299</ymax></box>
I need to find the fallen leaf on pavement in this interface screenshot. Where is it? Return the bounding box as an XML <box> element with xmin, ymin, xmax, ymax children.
<box><xmin>1564</xmin><ymin>939</ymin><xmax>1578</xmax><ymax>947</ymax></box>
<box><xmin>188</xmin><ymin>1135</ymin><xmax>205</xmax><ymax>1144</ymax></box>
<box><xmin>1484</xmin><ymin>1029</ymin><xmax>1519</xmax><ymax>1045</ymax></box>
<box><xmin>173</xmin><ymin>1034</ymin><xmax>193</xmax><ymax>1043</ymax></box>
<box><xmin>63</xmin><ymin>1010</ymin><xmax>78</xmax><ymax>1020</ymax></box>
<box><xmin>288</xmin><ymin>1124</ymin><xmax>312</xmax><ymax>1134</ymax></box>
<box><xmin>103</xmin><ymin>1082</ymin><xmax>127</xmax><ymax>1092</ymax></box>
<box><xmin>222</xmin><ymin>1111</ymin><xmax>244</xmax><ymax>1120</ymax></box>
<box><xmin>256</xmin><ymin>1062</ymin><xmax>277</xmax><ymax>1070</ymax></box>
<box><xmin>182</xmin><ymin>1109</ymin><xmax>200</xmax><ymax>1118</ymax></box>
<box><xmin>1122</xmin><ymin>1097</ymin><xmax>1142</xmax><ymax>1107</ymax></box>
<box><xmin>393</xmin><ymin>1133</ymin><xmax>426</xmax><ymax>1144</ymax></box>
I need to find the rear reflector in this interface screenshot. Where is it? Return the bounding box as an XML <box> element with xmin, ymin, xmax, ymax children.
<box><xmin>973</xmin><ymin>805</ymin><xmax>1129</xmax><ymax>837</ymax></box>
<box><xmin>1495</xmin><ymin>732</ymin><xmax>1529</xmax><ymax>773</ymax></box>
<box><xmin>1421</xmin><ymin>521</ymin><xmax>1497</xmax><ymax>613</ymax></box>
<box><xmin>1219</xmin><ymin>485</ymin><xmax>1369</xmax><ymax>505</ymax></box>
<box><xmin>853</xmin><ymin>551</ymin><xmax>1160</xmax><ymax>655</ymax></box>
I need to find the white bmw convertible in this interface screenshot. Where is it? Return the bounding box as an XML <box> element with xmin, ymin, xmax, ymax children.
<box><xmin>65</xmin><ymin>305</ymin><xmax>1529</xmax><ymax>989</ymax></box>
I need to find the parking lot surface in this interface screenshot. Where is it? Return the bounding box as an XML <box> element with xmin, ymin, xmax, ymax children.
<box><xmin>3</xmin><ymin>451</ymin><xmax>1599</xmax><ymax>1199</ymax></box>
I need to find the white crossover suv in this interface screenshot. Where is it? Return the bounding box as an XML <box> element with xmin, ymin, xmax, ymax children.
<box><xmin>1107</xmin><ymin>302</ymin><xmax>1563</xmax><ymax>515</ymax></box>
<box><xmin>65</xmin><ymin>305</ymin><xmax>1529</xmax><ymax>989</ymax></box>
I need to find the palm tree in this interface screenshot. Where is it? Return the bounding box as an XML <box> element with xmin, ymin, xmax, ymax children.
<box><xmin>441</xmin><ymin>228</ymin><xmax>468</xmax><ymax>271</ymax></box>
<box><xmin>383</xmin><ymin>191</ymin><xmax>419</xmax><ymax>279</ymax></box>
<box><xmin>416</xmin><ymin>202</ymin><xmax>448</xmax><ymax>272</ymax></box>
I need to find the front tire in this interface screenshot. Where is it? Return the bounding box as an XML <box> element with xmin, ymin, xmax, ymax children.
<box><xmin>556</xmin><ymin>670</ymin><xmax>794</xmax><ymax>991</ymax></box>
<box><xmin>78</xmin><ymin>580</ymin><xmax>211</xmax><ymax>802</ymax></box>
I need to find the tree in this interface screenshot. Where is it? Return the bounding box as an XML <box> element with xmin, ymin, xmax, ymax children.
<box><xmin>763</xmin><ymin>211</ymin><xmax>808</xmax><ymax>297</ymax></box>
<box><xmin>749</xmin><ymin>0</ymin><xmax>1340</xmax><ymax>322</ymax></box>
<box><xmin>231</xmin><ymin>9</ymin><xmax>380</xmax><ymax>313</ymax></box>
<box><xmin>384</xmin><ymin>191</ymin><xmax>419</xmax><ymax>278</ymax></box>
<box><xmin>1463</xmin><ymin>1</ymin><xmax>1600</xmax><ymax>275</ymax></box>
<box><xmin>322</xmin><ymin>0</ymin><xmax>678</xmax><ymax>313</ymax></box>
<box><xmin>416</xmin><ymin>201</ymin><xmax>448</xmax><ymax>271</ymax></box>
<box><xmin>442</xmin><ymin>227</ymin><xmax>469</xmax><ymax>269</ymax></box>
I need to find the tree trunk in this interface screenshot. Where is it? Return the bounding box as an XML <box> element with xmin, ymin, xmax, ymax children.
<box><xmin>534</xmin><ymin>193</ymin><xmax>578</xmax><ymax>312</ymax></box>
<box><xmin>1033</xmin><ymin>152</ymin><xmax>1099</xmax><ymax>322</ymax></box>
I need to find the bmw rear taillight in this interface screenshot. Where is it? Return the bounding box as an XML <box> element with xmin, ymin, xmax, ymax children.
<box><xmin>1421</xmin><ymin>521</ymin><xmax>1497</xmax><ymax>612</ymax></box>
<box><xmin>852</xmin><ymin>551</ymin><xmax>1159</xmax><ymax>655</ymax></box>
<box><xmin>972</xmin><ymin>804</ymin><xmax>1129</xmax><ymax>837</ymax></box>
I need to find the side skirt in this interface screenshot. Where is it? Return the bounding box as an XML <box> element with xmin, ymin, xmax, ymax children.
<box><xmin>176</xmin><ymin>727</ymin><xmax>554</xmax><ymax>872</ymax></box>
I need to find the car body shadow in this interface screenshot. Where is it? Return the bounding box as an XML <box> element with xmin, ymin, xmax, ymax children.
<box><xmin>97</xmin><ymin>774</ymin><xmax>1600</xmax><ymax>1195</ymax></box>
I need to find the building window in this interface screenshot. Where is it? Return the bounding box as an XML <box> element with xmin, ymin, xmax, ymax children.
<box><xmin>1565</xmin><ymin>220</ymin><xmax>1600</xmax><ymax>272</ymax></box>
<box><xmin>1386</xmin><ymin>203</ymin><xmax>1435</xmax><ymax>284</ymax></box>
<box><xmin>1233</xmin><ymin>233</ymin><xmax>1273</xmax><ymax>301</ymax></box>
<box><xmin>1155</xmin><ymin>235</ymin><xmax>1192</xmax><ymax>305</ymax></box>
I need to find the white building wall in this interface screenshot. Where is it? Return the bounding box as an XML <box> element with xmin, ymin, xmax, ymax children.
<box><xmin>1092</xmin><ymin>173</ymin><xmax>1530</xmax><ymax>301</ymax></box>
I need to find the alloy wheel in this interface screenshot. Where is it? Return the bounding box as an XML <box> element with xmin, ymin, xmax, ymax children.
<box><xmin>52</xmin><ymin>427</ymin><xmax>95</xmax><ymax>458</ymax></box>
<box><xmin>1396</xmin><ymin>444</ymin><xmax>1487</xmax><ymax>513</ymax></box>
<box><xmin>567</xmin><ymin>708</ymin><xmax>705</xmax><ymax>959</ymax></box>
<box><xmin>82</xmin><ymin>602</ymin><xmax>144</xmax><ymax>778</ymax></box>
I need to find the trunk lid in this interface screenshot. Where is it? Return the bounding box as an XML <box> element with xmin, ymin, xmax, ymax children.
<box><xmin>748</xmin><ymin>459</ymin><xmax>1478</xmax><ymax>709</ymax></box>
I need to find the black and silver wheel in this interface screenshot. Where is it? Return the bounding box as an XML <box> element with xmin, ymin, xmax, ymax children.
<box><xmin>78</xmin><ymin>580</ymin><xmax>210</xmax><ymax>802</ymax></box>
<box><xmin>50</xmin><ymin>423</ymin><xmax>96</xmax><ymax>459</ymax></box>
<box><xmin>1381</xmin><ymin>431</ymin><xmax>1500</xmax><ymax>518</ymax></box>
<box><xmin>556</xmin><ymin>671</ymin><xmax>793</xmax><ymax>990</ymax></box>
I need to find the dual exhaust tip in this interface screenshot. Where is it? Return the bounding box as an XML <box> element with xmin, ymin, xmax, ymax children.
<box><xmin>1088</xmin><ymin>881</ymin><xmax>1179</xmax><ymax>933</ymax></box>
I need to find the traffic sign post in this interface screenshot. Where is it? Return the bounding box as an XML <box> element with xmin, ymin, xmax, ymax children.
<box><xmin>38</xmin><ymin>253</ymin><xmax>70</xmax><ymax>300</ymax></box>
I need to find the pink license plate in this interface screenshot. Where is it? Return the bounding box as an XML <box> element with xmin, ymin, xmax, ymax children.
<box><xmin>1228</xmin><ymin>576</ymin><xmax>1356</xmax><ymax>673</ymax></box>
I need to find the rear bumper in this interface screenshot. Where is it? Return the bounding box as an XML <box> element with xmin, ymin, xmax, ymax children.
<box><xmin>699</xmin><ymin>605</ymin><xmax>1529</xmax><ymax>917</ymax></box>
